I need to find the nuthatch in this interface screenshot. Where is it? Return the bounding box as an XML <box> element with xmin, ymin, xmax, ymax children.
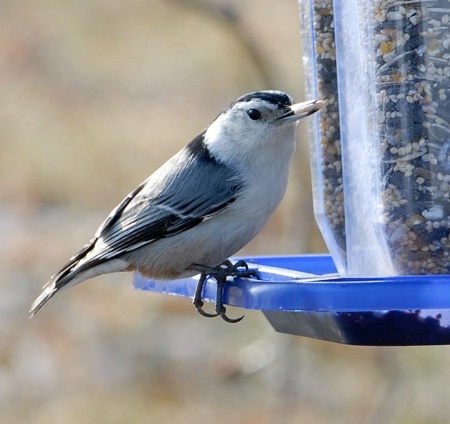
<box><xmin>30</xmin><ymin>90</ymin><xmax>322</xmax><ymax>322</ymax></box>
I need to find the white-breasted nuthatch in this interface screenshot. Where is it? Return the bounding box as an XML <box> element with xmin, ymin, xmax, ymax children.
<box><xmin>30</xmin><ymin>90</ymin><xmax>322</xmax><ymax>322</ymax></box>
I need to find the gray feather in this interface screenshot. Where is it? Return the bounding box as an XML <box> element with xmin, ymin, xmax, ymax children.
<box><xmin>89</xmin><ymin>131</ymin><xmax>244</xmax><ymax>260</ymax></box>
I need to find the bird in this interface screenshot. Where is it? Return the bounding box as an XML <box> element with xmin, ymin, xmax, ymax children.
<box><xmin>29</xmin><ymin>90</ymin><xmax>323</xmax><ymax>322</ymax></box>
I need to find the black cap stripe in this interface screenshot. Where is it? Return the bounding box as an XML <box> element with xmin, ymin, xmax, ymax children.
<box><xmin>234</xmin><ymin>91</ymin><xmax>292</xmax><ymax>109</ymax></box>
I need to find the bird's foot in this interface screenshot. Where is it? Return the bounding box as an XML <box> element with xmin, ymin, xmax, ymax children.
<box><xmin>193</xmin><ymin>273</ymin><xmax>219</xmax><ymax>318</ymax></box>
<box><xmin>192</xmin><ymin>260</ymin><xmax>259</xmax><ymax>323</ymax></box>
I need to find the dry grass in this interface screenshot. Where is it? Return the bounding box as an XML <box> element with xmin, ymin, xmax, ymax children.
<box><xmin>2</xmin><ymin>1</ymin><xmax>450</xmax><ymax>423</ymax></box>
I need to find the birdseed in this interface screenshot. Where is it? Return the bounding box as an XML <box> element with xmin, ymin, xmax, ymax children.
<box><xmin>303</xmin><ymin>0</ymin><xmax>347</xmax><ymax>262</ymax></box>
<box><xmin>374</xmin><ymin>0</ymin><xmax>450</xmax><ymax>274</ymax></box>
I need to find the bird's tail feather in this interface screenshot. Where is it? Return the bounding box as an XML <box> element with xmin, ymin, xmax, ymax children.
<box><xmin>29</xmin><ymin>283</ymin><xmax>58</xmax><ymax>318</ymax></box>
<box><xmin>29</xmin><ymin>266</ymin><xmax>90</xmax><ymax>318</ymax></box>
<box><xmin>29</xmin><ymin>255</ymin><xmax>130</xmax><ymax>318</ymax></box>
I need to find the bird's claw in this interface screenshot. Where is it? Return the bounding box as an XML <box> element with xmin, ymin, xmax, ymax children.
<box><xmin>192</xmin><ymin>259</ymin><xmax>258</xmax><ymax>323</ymax></box>
<box><xmin>221</xmin><ymin>259</ymin><xmax>257</xmax><ymax>277</ymax></box>
<box><xmin>217</xmin><ymin>307</ymin><xmax>244</xmax><ymax>323</ymax></box>
<box><xmin>194</xmin><ymin>303</ymin><xmax>243</xmax><ymax>323</ymax></box>
<box><xmin>195</xmin><ymin>301</ymin><xmax>220</xmax><ymax>318</ymax></box>
<box><xmin>193</xmin><ymin>274</ymin><xmax>219</xmax><ymax>317</ymax></box>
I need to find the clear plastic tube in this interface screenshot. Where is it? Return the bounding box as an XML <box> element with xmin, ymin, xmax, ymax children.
<box><xmin>335</xmin><ymin>1</ymin><xmax>450</xmax><ymax>275</ymax></box>
<box><xmin>299</xmin><ymin>0</ymin><xmax>347</xmax><ymax>275</ymax></box>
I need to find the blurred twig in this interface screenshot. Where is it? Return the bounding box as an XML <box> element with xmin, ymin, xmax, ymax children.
<box><xmin>167</xmin><ymin>0</ymin><xmax>276</xmax><ymax>87</ymax></box>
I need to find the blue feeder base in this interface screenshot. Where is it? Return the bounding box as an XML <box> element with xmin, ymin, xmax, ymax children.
<box><xmin>133</xmin><ymin>255</ymin><xmax>450</xmax><ymax>346</ymax></box>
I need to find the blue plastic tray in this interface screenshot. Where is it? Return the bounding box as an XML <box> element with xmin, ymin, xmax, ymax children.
<box><xmin>133</xmin><ymin>255</ymin><xmax>450</xmax><ymax>346</ymax></box>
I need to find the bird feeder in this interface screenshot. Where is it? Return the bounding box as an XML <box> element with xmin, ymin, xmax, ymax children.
<box><xmin>135</xmin><ymin>1</ymin><xmax>450</xmax><ymax>346</ymax></box>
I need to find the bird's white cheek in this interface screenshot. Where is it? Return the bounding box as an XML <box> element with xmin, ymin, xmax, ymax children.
<box><xmin>204</xmin><ymin>117</ymin><xmax>229</xmax><ymax>148</ymax></box>
<box><xmin>203</xmin><ymin>116</ymin><xmax>244</xmax><ymax>161</ymax></box>
<box><xmin>204</xmin><ymin>116</ymin><xmax>223</xmax><ymax>143</ymax></box>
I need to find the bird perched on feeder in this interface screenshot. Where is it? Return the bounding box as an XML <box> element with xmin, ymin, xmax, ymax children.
<box><xmin>30</xmin><ymin>90</ymin><xmax>323</xmax><ymax>322</ymax></box>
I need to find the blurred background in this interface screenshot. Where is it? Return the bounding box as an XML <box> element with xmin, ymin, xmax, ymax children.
<box><xmin>2</xmin><ymin>1</ymin><xmax>450</xmax><ymax>423</ymax></box>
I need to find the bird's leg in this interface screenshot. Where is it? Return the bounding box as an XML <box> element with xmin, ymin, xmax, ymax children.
<box><xmin>214</xmin><ymin>274</ymin><xmax>244</xmax><ymax>323</ymax></box>
<box><xmin>191</xmin><ymin>260</ymin><xmax>259</xmax><ymax>323</ymax></box>
<box><xmin>193</xmin><ymin>273</ymin><xmax>219</xmax><ymax>318</ymax></box>
<box><xmin>214</xmin><ymin>260</ymin><xmax>260</xmax><ymax>323</ymax></box>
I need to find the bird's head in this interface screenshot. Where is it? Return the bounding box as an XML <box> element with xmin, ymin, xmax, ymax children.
<box><xmin>203</xmin><ymin>90</ymin><xmax>323</xmax><ymax>165</ymax></box>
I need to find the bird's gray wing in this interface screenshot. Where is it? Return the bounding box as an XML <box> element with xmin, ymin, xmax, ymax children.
<box><xmin>74</xmin><ymin>132</ymin><xmax>243</xmax><ymax>267</ymax></box>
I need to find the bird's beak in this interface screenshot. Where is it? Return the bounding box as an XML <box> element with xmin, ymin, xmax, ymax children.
<box><xmin>278</xmin><ymin>99</ymin><xmax>324</xmax><ymax>122</ymax></box>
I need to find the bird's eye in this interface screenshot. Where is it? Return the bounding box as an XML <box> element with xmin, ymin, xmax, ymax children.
<box><xmin>247</xmin><ymin>109</ymin><xmax>262</xmax><ymax>121</ymax></box>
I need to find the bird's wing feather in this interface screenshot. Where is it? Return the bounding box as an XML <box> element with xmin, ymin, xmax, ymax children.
<box><xmin>67</xmin><ymin>132</ymin><xmax>243</xmax><ymax>270</ymax></box>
